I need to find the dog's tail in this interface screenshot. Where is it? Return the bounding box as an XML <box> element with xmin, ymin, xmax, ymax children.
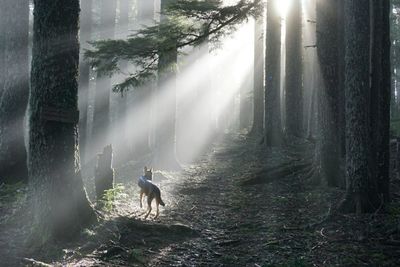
<box><xmin>157</xmin><ymin>193</ymin><xmax>165</xmax><ymax>206</ymax></box>
<box><xmin>159</xmin><ymin>197</ymin><xmax>165</xmax><ymax>206</ymax></box>
<box><xmin>154</xmin><ymin>186</ymin><xmax>165</xmax><ymax>206</ymax></box>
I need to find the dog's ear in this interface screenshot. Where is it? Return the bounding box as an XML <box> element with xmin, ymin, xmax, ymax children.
<box><xmin>144</xmin><ymin>166</ymin><xmax>147</xmax><ymax>172</ymax></box>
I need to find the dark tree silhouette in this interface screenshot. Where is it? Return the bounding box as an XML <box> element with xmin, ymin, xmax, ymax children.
<box><xmin>250</xmin><ymin>14</ymin><xmax>264</xmax><ymax>137</ymax></box>
<box><xmin>265</xmin><ymin>0</ymin><xmax>282</xmax><ymax>146</ymax></box>
<box><xmin>0</xmin><ymin>0</ymin><xmax>29</xmax><ymax>184</ymax></box>
<box><xmin>285</xmin><ymin>0</ymin><xmax>303</xmax><ymax>137</ymax></box>
<box><xmin>78</xmin><ymin>0</ymin><xmax>93</xmax><ymax>163</ymax></box>
<box><xmin>316</xmin><ymin>0</ymin><xmax>342</xmax><ymax>187</ymax></box>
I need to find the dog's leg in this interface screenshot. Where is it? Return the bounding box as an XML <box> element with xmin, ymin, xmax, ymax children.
<box><xmin>154</xmin><ymin>200</ymin><xmax>160</xmax><ymax>219</ymax></box>
<box><xmin>139</xmin><ymin>191</ymin><xmax>144</xmax><ymax>208</ymax></box>
<box><xmin>144</xmin><ymin>196</ymin><xmax>153</xmax><ymax>219</ymax></box>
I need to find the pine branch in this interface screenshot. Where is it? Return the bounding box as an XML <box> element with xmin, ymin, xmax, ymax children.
<box><xmin>84</xmin><ymin>0</ymin><xmax>263</xmax><ymax>93</ymax></box>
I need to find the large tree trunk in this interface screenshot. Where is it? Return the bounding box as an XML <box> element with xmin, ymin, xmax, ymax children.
<box><xmin>0</xmin><ymin>3</ymin><xmax>4</xmax><ymax>100</ymax></box>
<box><xmin>92</xmin><ymin>0</ymin><xmax>117</xmax><ymax>154</ymax></box>
<box><xmin>337</xmin><ymin>0</ymin><xmax>346</xmax><ymax>157</ymax></box>
<box><xmin>377</xmin><ymin>0</ymin><xmax>391</xmax><ymax>204</ymax></box>
<box><xmin>78</xmin><ymin>0</ymin><xmax>92</xmax><ymax>164</ymax></box>
<box><xmin>316</xmin><ymin>0</ymin><xmax>341</xmax><ymax>187</ymax></box>
<box><xmin>285</xmin><ymin>0</ymin><xmax>303</xmax><ymax>137</ymax></box>
<box><xmin>340</xmin><ymin>0</ymin><xmax>380</xmax><ymax>213</ymax></box>
<box><xmin>0</xmin><ymin>0</ymin><xmax>29</xmax><ymax>184</ymax></box>
<box><xmin>154</xmin><ymin>0</ymin><xmax>180</xmax><ymax>170</ymax></box>
<box><xmin>29</xmin><ymin>0</ymin><xmax>96</xmax><ymax>245</ymax></box>
<box><xmin>265</xmin><ymin>0</ymin><xmax>282</xmax><ymax>146</ymax></box>
<box><xmin>250</xmin><ymin>15</ymin><xmax>264</xmax><ymax>137</ymax></box>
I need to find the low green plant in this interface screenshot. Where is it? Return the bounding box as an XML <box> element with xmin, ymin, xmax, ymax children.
<box><xmin>100</xmin><ymin>183</ymin><xmax>125</xmax><ymax>212</ymax></box>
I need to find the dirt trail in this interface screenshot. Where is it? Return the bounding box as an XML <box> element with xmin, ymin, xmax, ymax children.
<box><xmin>143</xmin><ymin>135</ymin><xmax>323</xmax><ymax>266</ymax></box>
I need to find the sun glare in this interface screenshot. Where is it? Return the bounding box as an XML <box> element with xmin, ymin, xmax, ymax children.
<box><xmin>275</xmin><ymin>0</ymin><xmax>291</xmax><ymax>18</ymax></box>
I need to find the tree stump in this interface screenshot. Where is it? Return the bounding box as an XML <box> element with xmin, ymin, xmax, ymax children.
<box><xmin>95</xmin><ymin>144</ymin><xmax>114</xmax><ymax>200</ymax></box>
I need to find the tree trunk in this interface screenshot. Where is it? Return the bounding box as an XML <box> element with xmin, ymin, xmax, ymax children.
<box><xmin>316</xmin><ymin>0</ymin><xmax>341</xmax><ymax>187</ymax></box>
<box><xmin>337</xmin><ymin>0</ymin><xmax>346</xmax><ymax>158</ymax></box>
<box><xmin>112</xmin><ymin>0</ymin><xmax>132</xmax><ymax>165</ymax></box>
<box><xmin>154</xmin><ymin>0</ymin><xmax>180</xmax><ymax>170</ymax></box>
<box><xmin>250</xmin><ymin>15</ymin><xmax>264</xmax><ymax>137</ymax></box>
<box><xmin>285</xmin><ymin>0</ymin><xmax>303</xmax><ymax>137</ymax></box>
<box><xmin>340</xmin><ymin>0</ymin><xmax>380</xmax><ymax>213</ymax></box>
<box><xmin>78</xmin><ymin>0</ymin><xmax>92</xmax><ymax>164</ymax></box>
<box><xmin>265</xmin><ymin>0</ymin><xmax>282</xmax><ymax>146</ymax></box>
<box><xmin>92</xmin><ymin>0</ymin><xmax>117</xmax><ymax>154</ymax></box>
<box><xmin>129</xmin><ymin>0</ymin><xmax>153</xmax><ymax>159</ymax></box>
<box><xmin>0</xmin><ymin>0</ymin><xmax>29</xmax><ymax>184</ymax></box>
<box><xmin>29</xmin><ymin>0</ymin><xmax>96</xmax><ymax>245</ymax></box>
<box><xmin>377</xmin><ymin>0</ymin><xmax>391</xmax><ymax>204</ymax></box>
<box><xmin>0</xmin><ymin>3</ymin><xmax>4</xmax><ymax>100</ymax></box>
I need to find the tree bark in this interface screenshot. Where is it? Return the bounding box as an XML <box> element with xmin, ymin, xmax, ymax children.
<box><xmin>285</xmin><ymin>0</ymin><xmax>303</xmax><ymax>137</ymax></box>
<box><xmin>0</xmin><ymin>0</ymin><xmax>29</xmax><ymax>184</ymax></box>
<box><xmin>316</xmin><ymin>0</ymin><xmax>341</xmax><ymax>187</ymax></box>
<box><xmin>0</xmin><ymin>3</ymin><xmax>4</xmax><ymax>101</ymax></box>
<box><xmin>340</xmin><ymin>0</ymin><xmax>380</xmax><ymax>213</ymax></box>
<box><xmin>377</xmin><ymin>0</ymin><xmax>391</xmax><ymax>204</ymax></box>
<box><xmin>265</xmin><ymin>0</ymin><xmax>282</xmax><ymax>146</ymax></box>
<box><xmin>78</xmin><ymin>0</ymin><xmax>92</xmax><ymax>164</ymax></box>
<box><xmin>29</xmin><ymin>0</ymin><xmax>96</xmax><ymax>244</ymax></box>
<box><xmin>250</xmin><ymin>15</ymin><xmax>264</xmax><ymax>137</ymax></box>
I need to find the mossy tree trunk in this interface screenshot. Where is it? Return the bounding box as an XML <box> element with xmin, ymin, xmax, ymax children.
<box><xmin>154</xmin><ymin>0</ymin><xmax>180</xmax><ymax>170</ymax></box>
<box><xmin>78</xmin><ymin>0</ymin><xmax>92</xmax><ymax>164</ymax></box>
<box><xmin>265</xmin><ymin>0</ymin><xmax>282</xmax><ymax>146</ymax></box>
<box><xmin>285</xmin><ymin>0</ymin><xmax>303</xmax><ymax>137</ymax></box>
<box><xmin>0</xmin><ymin>0</ymin><xmax>29</xmax><ymax>184</ymax></box>
<box><xmin>29</xmin><ymin>0</ymin><xmax>96</xmax><ymax>244</ymax></box>
<box><xmin>316</xmin><ymin>0</ymin><xmax>342</xmax><ymax>187</ymax></box>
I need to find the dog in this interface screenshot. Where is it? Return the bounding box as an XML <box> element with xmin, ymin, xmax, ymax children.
<box><xmin>138</xmin><ymin>166</ymin><xmax>165</xmax><ymax>219</ymax></box>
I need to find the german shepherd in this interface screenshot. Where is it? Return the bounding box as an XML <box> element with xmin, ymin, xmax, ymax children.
<box><xmin>138</xmin><ymin>166</ymin><xmax>165</xmax><ymax>219</ymax></box>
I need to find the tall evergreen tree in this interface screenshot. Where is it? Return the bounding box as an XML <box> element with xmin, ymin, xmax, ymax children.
<box><xmin>92</xmin><ymin>0</ymin><xmax>117</xmax><ymax>153</ymax></box>
<box><xmin>316</xmin><ymin>0</ymin><xmax>341</xmax><ymax>187</ymax></box>
<box><xmin>340</xmin><ymin>0</ymin><xmax>380</xmax><ymax>213</ymax></box>
<box><xmin>373</xmin><ymin>0</ymin><xmax>391</xmax><ymax>204</ymax></box>
<box><xmin>78</xmin><ymin>0</ymin><xmax>93</xmax><ymax>163</ymax></box>
<box><xmin>154</xmin><ymin>0</ymin><xmax>180</xmax><ymax>169</ymax></box>
<box><xmin>0</xmin><ymin>3</ymin><xmax>4</xmax><ymax>101</ymax></box>
<box><xmin>285</xmin><ymin>0</ymin><xmax>303</xmax><ymax>137</ymax></box>
<box><xmin>250</xmin><ymin>15</ymin><xmax>264</xmax><ymax>136</ymax></box>
<box><xmin>130</xmin><ymin>0</ymin><xmax>153</xmax><ymax>157</ymax></box>
<box><xmin>0</xmin><ymin>0</ymin><xmax>29</xmax><ymax>184</ymax></box>
<box><xmin>265</xmin><ymin>0</ymin><xmax>282</xmax><ymax>146</ymax></box>
<box><xmin>29</xmin><ymin>0</ymin><xmax>96</xmax><ymax>244</ymax></box>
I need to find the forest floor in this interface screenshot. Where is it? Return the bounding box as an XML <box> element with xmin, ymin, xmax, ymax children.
<box><xmin>2</xmin><ymin>134</ymin><xmax>400</xmax><ymax>266</ymax></box>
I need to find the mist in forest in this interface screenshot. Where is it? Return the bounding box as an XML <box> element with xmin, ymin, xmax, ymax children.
<box><xmin>1</xmin><ymin>0</ymin><xmax>399</xmax><ymax>266</ymax></box>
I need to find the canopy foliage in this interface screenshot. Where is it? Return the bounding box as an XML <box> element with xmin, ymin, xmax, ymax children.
<box><xmin>84</xmin><ymin>0</ymin><xmax>262</xmax><ymax>93</ymax></box>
